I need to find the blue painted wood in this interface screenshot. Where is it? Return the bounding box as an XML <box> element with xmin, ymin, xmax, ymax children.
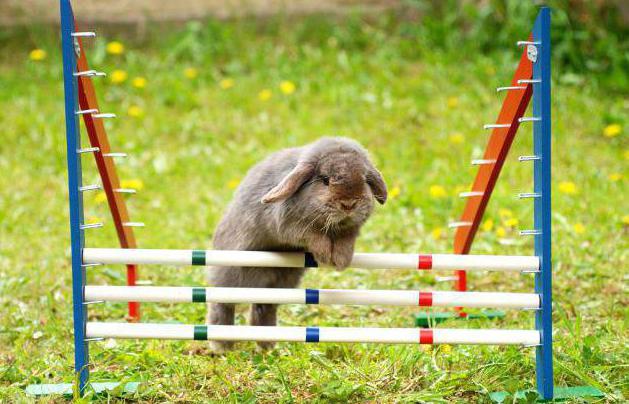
<box><xmin>60</xmin><ymin>0</ymin><xmax>89</xmax><ymax>395</ymax></box>
<box><xmin>532</xmin><ymin>7</ymin><xmax>553</xmax><ymax>401</ymax></box>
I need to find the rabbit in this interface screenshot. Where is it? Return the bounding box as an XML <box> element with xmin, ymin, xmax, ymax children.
<box><xmin>206</xmin><ymin>136</ymin><xmax>387</xmax><ymax>352</ymax></box>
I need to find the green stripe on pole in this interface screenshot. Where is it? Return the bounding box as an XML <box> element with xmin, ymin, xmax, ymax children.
<box><xmin>192</xmin><ymin>288</ymin><xmax>206</xmax><ymax>303</ymax></box>
<box><xmin>191</xmin><ymin>250</ymin><xmax>206</xmax><ymax>265</ymax></box>
<box><xmin>193</xmin><ymin>325</ymin><xmax>207</xmax><ymax>340</ymax></box>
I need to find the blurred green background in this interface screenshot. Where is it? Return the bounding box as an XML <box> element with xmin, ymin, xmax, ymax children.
<box><xmin>0</xmin><ymin>0</ymin><xmax>626</xmax><ymax>402</ymax></box>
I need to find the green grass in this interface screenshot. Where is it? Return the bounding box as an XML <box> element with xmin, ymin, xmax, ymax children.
<box><xmin>0</xmin><ymin>12</ymin><xmax>627</xmax><ymax>403</ymax></box>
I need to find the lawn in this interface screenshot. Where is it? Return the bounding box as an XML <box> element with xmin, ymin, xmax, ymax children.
<box><xmin>0</xmin><ymin>8</ymin><xmax>627</xmax><ymax>403</ymax></box>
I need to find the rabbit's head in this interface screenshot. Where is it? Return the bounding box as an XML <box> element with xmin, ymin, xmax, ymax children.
<box><xmin>261</xmin><ymin>137</ymin><xmax>387</xmax><ymax>233</ymax></box>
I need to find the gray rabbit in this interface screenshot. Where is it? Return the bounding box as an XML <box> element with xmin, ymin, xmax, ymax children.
<box><xmin>207</xmin><ymin>137</ymin><xmax>387</xmax><ymax>351</ymax></box>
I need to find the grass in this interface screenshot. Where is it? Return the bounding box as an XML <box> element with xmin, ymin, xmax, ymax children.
<box><xmin>0</xmin><ymin>10</ymin><xmax>627</xmax><ymax>403</ymax></box>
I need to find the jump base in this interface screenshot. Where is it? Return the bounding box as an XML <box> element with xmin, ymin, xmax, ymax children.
<box><xmin>26</xmin><ymin>382</ymin><xmax>139</xmax><ymax>397</ymax></box>
<box><xmin>414</xmin><ymin>310</ymin><xmax>505</xmax><ymax>328</ymax></box>
<box><xmin>489</xmin><ymin>386</ymin><xmax>604</xmax><ymax>402</ymax></box>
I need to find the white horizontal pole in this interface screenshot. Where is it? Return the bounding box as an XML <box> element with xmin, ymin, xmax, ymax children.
<box><xmin>84</xmin><ymin>286</ymin><xmax>540</xmax><ymax>309</ymax></box>
<box><xmin>86</xmin><ymin>322</ymin><xmax>540</xmax><ymax>345</ymax></box>
<box><xmin>83</xmin><ymin>248</ymin><xmax>539</xmax><ymax>272</ymax></box>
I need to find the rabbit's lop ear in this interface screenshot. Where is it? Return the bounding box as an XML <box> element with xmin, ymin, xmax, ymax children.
<box><xmin>367</xmin><ymin>167</ymin><xmax>387</xmax><ymax>205</ymax></box>
<box><xmin>261</xmin><ymin>162</ymin><xmax>315</xmax><ymax>204</ymax></box>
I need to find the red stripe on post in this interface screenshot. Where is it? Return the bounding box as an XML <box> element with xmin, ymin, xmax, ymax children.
<box><xmin>419</xmin><ymin>329</ymin><xmax>434</xmax><ymax>344</ymax></box>
<box><xmin>418</xmin><ymin>292</ymin><xmax>433</xmax><ymax>306</ymax></box>
<box><xmin>417</xmin><ymin>255</ymin><xmax>433</xmax><ymax>270</ymax></box>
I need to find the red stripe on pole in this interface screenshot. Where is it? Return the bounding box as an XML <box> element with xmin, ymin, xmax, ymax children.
<box><xmin>418</xmin><ymin>292</ymin><xmax>433</xmax><ymax>306</ymax></box>
<box><xmin>419</xmin><ymin>329</ymin><xmax>434</xmax><ymax>344</ymax></box>
<box><xmin>417</xmin><ymin>255</ymin><xmax>432</xmax><ymax>270</ymax></box>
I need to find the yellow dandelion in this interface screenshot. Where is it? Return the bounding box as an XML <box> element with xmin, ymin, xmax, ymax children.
<box><xmin>219</xmin><ymin>78</ymin><xmax>234</xmax><ymax>89</ymax></box>
<box><xmin>623</xmin><ymin>215</ymin><xmax>629</xmax><ymax>225</ymax></box>
<box><xmin>603</xmin><ymin>124</ymin><xmax>621</xmax><ymax>138</ymax></box>
<box><xmin>389</xmin><ymin>186</ymin><xmax>401</xmax><ymax>199</ymax></box>
<box><xmin>29</xmin><ymin>49</ymin><xmax>47</xmax><ymax>61</ymax></box>
<box><xmin>280</xmin><ymin>80</ymin><xmax>296</xmax><ymax>95</ymax></box>
<box><xmin>184</xmin><ymin>67</ymin><xmax>198</xmax><ymax>79</ymax></box>
<box><xmin>86</xmin><ymin>216</ymin><xmax>102</xmax><ymax>225</ymax></box>
<box><xmin>127</xmin><ymin>105</ymin><xmax>144</xmax><ymax>118</ymax></box>
<box><xmin>132</xmin><ymin>77</ymin><xmax>147</xmax><ymax>89</ymax></box>
<box><xmin>573</xmin><ymin>223</ymin><xmax>585</xmax><ymax>234</ymax></box>
<box><xmin>481</xmin><ymin>219</ymin><xmax>494</xmax><ymax>232</ymax></box>
<box><xmin>495</xmin><ymin>226</ymin><xmax>506</xmax><ymax>238</ymax></box>
<box><xmin>106</xmin><ymin>41</ymin><xmax>125</xmax><ymax>55</ymax></box>
<box><xmin>120</xmin><ymin>179</ymin><xmax>144</xmax><ymax>190</ymax></box>
<box><xmin>498</xmin><ymin>208</ymin><xmax>513</xmax><ymax>219</ymax></box>
<box><xmin>93</xmin><ymin>192</ymin><xmax>107</xmax><ymax>204</ymax></box>
<box><xmin>110</xmin><ymin>69</ymin><xmax>128</xmax><ymax>84</ymax></box>
<box><xmin>608</xmin><ymin>173</ymin><xmax>622</xmax><ymax>182</ymax></box>
<box><xmin>227</xmin><ymin>179</ymin><xmax>240</xmax><ymax>189</ymax></box>
<box><xmin>558</xmin><ymin>181</ymin><xmax>577</xmax><ymax>195</ymax></box>
<box><xmin>440</xmin><ymin>344</ymin><xmax>452</xmax><ymax>353</ymax></box>
<box><xmin>429</xmin><ymin>185</ymin><xmax>447</xmax><ymax>198</ymax></box>
<box><xmin>421</xmin><ymin>345</ymin><xmax>432</xmax><ymax>352</ymax></box>
<box><xmin>449</xmin><ymin>133</ymin><xmax>465</xmax><ymax>144</ymax></box>
<box><xmin>447</xmin><ymin>97</ymin><xmax>459</xmax><ymax>108</ymax></box>
<box><xmin>504</xmin><ymin>217</ymin><xmax>519</xmax><ymax>227</ymax></box>
<box><xmin>431</xmin><ymin>227</ymin><xmax>443</xmax><ymax>240</ymax></box>
<box><xmin>258</xmin><ymin>89</ymin><xmax>272</xmax><ymax>101</ymax></box>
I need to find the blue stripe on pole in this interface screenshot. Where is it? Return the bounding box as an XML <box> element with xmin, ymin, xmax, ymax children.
<box><xmin>304</xmin><ymin>252</ymin><xmax>318</xmax><ymax>268</ymax></box>
<box><xmin>305</xmin><ymin>289</ymin><xmax>319</xmax><ymax>304</ymax></box>
<box><xmin>305</xmin><ymin>327</ymin><xmax>319</xmax><ymax>342</ymax></box>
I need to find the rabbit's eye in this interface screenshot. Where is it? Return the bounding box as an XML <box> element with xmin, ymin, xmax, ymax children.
<box><xmin>320</xmin><ymin>176</ymin><xmax>330</xmax><ymax>186</ymax></box>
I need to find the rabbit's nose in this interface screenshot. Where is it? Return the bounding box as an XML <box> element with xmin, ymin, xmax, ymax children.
<box><xmin>340</xmin><ymin>200</ymin><xmax>357</xmax><ymax>211</ymax></box>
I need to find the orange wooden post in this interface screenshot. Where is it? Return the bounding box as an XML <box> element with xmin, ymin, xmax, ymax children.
<box><xmin>453</xmin><ymin>42</ymin><xmax>534</xmax><ymax>306</ymax></box>
<box><xmin>75</xmin><ymin>38</ymin><xmax>141</xmax><ymax>321</ymax></box>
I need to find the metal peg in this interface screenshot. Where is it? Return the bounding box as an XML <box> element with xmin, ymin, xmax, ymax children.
<box><xmin>518</xmin><ymin>192</ymin><xmax>541</xmax><ymax>199</ymax></box>
<box><xmin>92</xmin><ymin>113</ymin><xmax>116</xmax><ymax>119</ymax></box>
<box><xmin>459</xmin><ymin>191</ymin><xmax>484</xmax><ymax>198</ymax></box>
<box><xmin>435</xmin><ymin>276</ymin><xmax>458</xmax><ymax>282</ymax></box>
<box><xmin>517</xmin><ymin>79</ymin><xmax>541</xmax><ymax>84</ymax></box>
<box><xmin>448</xmin><ymin>221</ymin><xmax>472</xmax><ymax>228</ymax></box>
<box><xmin>123</xmin><ymin>222</ymin><xmax>145</xmax><ymax>227</ymax></box>
<box><xmin>114</xmin><ymin>188</ymin><xmax>137</xmax><ymax>194</ymax></box>
<box><xmin>517</xmin><ymin>41</ymin><xmax>540</xmax><ymax>46</ymax></box>
<box><xmin>135</xmin><ymin>280</ymin><xmax>154</xmax><ymax>286</ymax></box>
<box><xmin>519</xmin><ymin>229</ymin><xmax>542</xmax><ymax>236</ymax></box>
<box><xmin>518</xmin><ymin>117</ymin><xmax>541</xmax><ymax>123</ymax></box>
<box><xmin>83</xmin><ymin>300</ymin><xmax>104</xmax><ymax>305</ymax></box>
<box><xmin>72</xmin><ymin>32</ymin><xmax>96</xmax><ymax>38</ymax></box>
<box><xmin>73</xmin><ymin>70</ymin><xmax>106</xmax><ymax>77</ymax></box>
<box><xmin>79</xmin><ymin>184</ymin><xmax>101</xmax><ymax>192</ymax></box>
<box><xmin>518</xmin><ymin>155</ymin><xmax>541</xmax><ymax>162</ymax></box>
<box><xmin>521</xmin><ymin>269</ymin><xmax>541</xmax><ymax>274</ymax></box>
<box><xmin>522</xmin><ymin>343</ymin><xmax>542</xmax><ymax>348</ymax></box>
<box><xmin>75</xmin><ymin>109</ymin><xmax>98</xmax><ymax>115</ymax></box>
<box><xmin>77</xmin><ymin>147</ymin><xmax>100</xmax><ymax>154</ymax></box>
<box><xmin>84</xmin><ymin>337</ymin><xmax>105</xmax><ymax>342</ymax></box>
<box><xmin>496</xmin><ymin>86</ymin><xmax>526</xmax><ymax>92</ymax></box>
<box><xmin>483</xmin><ymin>124</ymin><xmax>511</xmax><ymax>129</ymax></box>
<box><xmin>102</xmin><ymin>152</ymin><xmax>127</xmax><ymax>158</ymax></box>
<box><xmin>81</xmin><ymin>263</ymin><xmax>103</xmax><ymax>268</ymax></box>
<box><xmin>80</xmin><ymin>223</ymin><xmax>103</xmax><ymax>230</ymax></box>
<box><xmin>471</xmin><ymin>159</ymin><xmax>496</xmax><ymax>165</ymax></box>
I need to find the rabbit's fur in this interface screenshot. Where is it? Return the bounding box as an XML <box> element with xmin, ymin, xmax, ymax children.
<box><xmin>207</xmin><ymin>137</ymin><xmax>387</xmax><ymax>351</ymax></box>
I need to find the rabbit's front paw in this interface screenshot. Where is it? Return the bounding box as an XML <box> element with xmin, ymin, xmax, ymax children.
<box><xmin>331</xmin><ymin>238</ymin><xmax>355</xmax><ymax>270</ymax></box>
<box><xmin>307</xmin><ymin>235</ymin><xmax>333</xmax><ymax>266</ymax></box>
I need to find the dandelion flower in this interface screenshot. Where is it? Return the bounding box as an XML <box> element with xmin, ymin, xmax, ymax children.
<box><xmin>603</xmin><ymin>124</ymin><xmax>621</xmax><ymax>138</ymax></box>
<box><xmin>481</xmin><ymin>219</ymin><xmax>494</xmax><ymax>232</ymax></box>
<box><xmin>280</xmin><ymin>80</ymin><xmax>296</xmax><ymax>95</ymax></box>
<box><xmin>573</xmin><ymin>223</ymin><xmax>585</xmax><ymax>234</ymax></box>
<box><xmin>258</xmin><ymin>89</ymin><xmax>272</xmax><ymax>101</ymax></box>
<box><xmin>184</xmin><ymin>67</ymin><xmax>198</xmax><ymax>79</ymax></box>
<box><xmin>227</xmin><ymin>179</ymin><xmax>240</xmax><ymax>189</ymax></box>
<box><xmin>132</xmin><ymin>77</ymin><xmax>147</xmax><ymax>89</ymax></box>
<box><xmin>558</xmin><ymin>181</ymin><xmax>577</xmax><ymax>195</ymax></box>
<box><xmin>431</xmin><ymin>227</ymin><xmax>443</xmax><ymax>240</ymax></box>
<box><xmin>106</xmin><ymin>41</ymin><xmax>125</xmax><ymax>55</ymax></box>
<box><xmin>449</xmin><ymin>133</ymin><xmax>465</xmax><ymax>144</ymax></box>
<box><xmin>93</xmin><ymin>192</ymin><xmax>107</xmax><ymax>204</ymax></box>
<box><xmin>29</xmin><ymin>49</ymin><xmax>47</xmax><ymax>61</ymax></box>
<box><xmin>127</xmin><ymin>105</ymin><xmax>144</xmax><ymax>118</ymax></box>
<box><xmin>623</xmin><ymin>215</ymin><xmax>629</xmax><ymax>225</ymax></box>
<box><xmin>429</xmin><ymin>185</ymin><xmax>446</xmax><ymax>198</ymax></box>
<box><xmin>495</xmin><ymin>226</ymin><xmax>506</xmax><ymax>238</ymax></box>
<box><xmin>389</xmin><ymin>186</ymin><xmax>401</xmax><ymax>199</ymax></box>
<box><xmin>447</xmin><ymin>97</ymin><xmax>459</xmax><ymax>108</ymax></box>
<box><xmin>608</xmin><ymin>173</ymin><xmax>622</xmax><ymax>182</ymax></box>
<box><xmin>110</xmin><ymin>69</ymin><xmax>128</xmax><ymax>84</ymax></box>
<box><xmin>504</xmin><ymin>217</ymin><xmax>519</xmax><ymax>227</ymax></box>
<box><xmin>498</xmin><ymin>208</ymin><xmax>513</xmax><ymax>219</ymax></box>
<box><xmin>121</xmin><ymin>179</ymin><xmax>144</xmax><ymax>190</ymax></box>
<box><xmin>440</xmin><ymin>344</ymin><xmax>452</xmax><ymax>353</ymax></box>
<box><xmin>219</xmin><ymin>78</ymin><xmax>234</xmax><ymax>89</ymax></box>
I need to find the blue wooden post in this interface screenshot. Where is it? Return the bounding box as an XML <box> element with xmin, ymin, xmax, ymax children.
<box><xmin>532</xmin><ymin>7</ymin><xmax>553</xmax><ymax>400</ymax></box>
<box><xmin>60</xmin><ymin>0</ymin><xmax>89</xmax><ymax>395</ymax></box>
